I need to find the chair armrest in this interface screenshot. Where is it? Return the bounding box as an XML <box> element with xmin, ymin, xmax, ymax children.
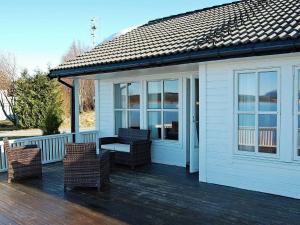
<box><xmin>126</xmin><ymin>140</ymin><xmax>152</xmax><ymax>155</ymax></box>
<box><xmin>100</xmin><ymin>137</ymin><xmax>119</xmax><ymax>145</ymax></box>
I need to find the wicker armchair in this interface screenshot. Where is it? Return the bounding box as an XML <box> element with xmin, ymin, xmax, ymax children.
<box><xmin>3</xmin><ymin>138</ymin><xmax>42</xmax><ymax>183</ymax></box>
<box><xmin>63</xmin><ymin>143</ymin><xmax>110</xmax><ymax>191</ymax></box>
<box><xmin>100</xmin><ymin>128</ymin><xmax>152</xmax><ymax>169</ymax></box>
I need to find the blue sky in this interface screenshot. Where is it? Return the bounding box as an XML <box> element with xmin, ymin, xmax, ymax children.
<box><xmin>0</xmin><ymin>0</ymin><xmax>234</xmax><ymax>72</ymax></box>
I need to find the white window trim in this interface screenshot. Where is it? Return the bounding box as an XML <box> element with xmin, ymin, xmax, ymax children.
<box><xmin>294</xmin><ymin>66</ymin><xmax>300</xmax><ymax>161</ymax></box>
<box><xmin>234</xmin><ymin>68</ymin><xmax>281</xmax><ymax>159</ymax></box>
<box><xmin>146</xmin><ymin>79</ymin><xmax>180</xmax><ymax>143</ymax></box>
<box><xmin>113</xmin><ymin>81</ymin><xmax>141</xmax><ymax>134</ymax></box>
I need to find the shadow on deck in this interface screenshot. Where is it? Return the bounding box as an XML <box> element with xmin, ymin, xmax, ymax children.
<box><xmin>0</xmin><ymin>163</ymin><xmax>299</xmax><ymax>225</ymax></box>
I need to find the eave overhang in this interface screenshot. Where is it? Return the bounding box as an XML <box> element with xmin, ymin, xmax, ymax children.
<box><xmin>48</xmin><ymin>39</ymin><xmax>300</xmax><ymax>79</ymax></box>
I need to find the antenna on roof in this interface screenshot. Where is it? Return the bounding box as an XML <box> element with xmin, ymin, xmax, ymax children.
<box><xmin>91</xmin><ymin>17</ymin><xmax>97</xmax><ymax>47</ymax></box>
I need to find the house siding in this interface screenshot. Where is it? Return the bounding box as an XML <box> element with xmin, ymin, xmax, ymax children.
<box><xmin>98</xmin><ymin>72</ymin><xmax>194</xmax><ymax>167</ymax></box>
<box><xmin>95</xmin><ymin>53</ymin><xmax>300</xmax><ymax>199</ymax></box>
<box><xmin>201</xmin><ymin>53</ymin><xmax>300</xmax><ymax>199</ymax></box>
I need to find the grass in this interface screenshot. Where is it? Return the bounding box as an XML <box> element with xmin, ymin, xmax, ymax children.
<box><xmin>0</xmin><ymin>120</ymin><xmax>19</xmax><ymax>131</ymax></box>
<box><xmin>4</xmin><ymin>136</ymin><xmax>36</xmax><ymax>140</ymax></box>
<box><xmin>60</xmin><ymin>110</ymin><xmax>96</xmax><ymax>130</ymax></box>
<box><xmin>0</xmin><ymin>110</ymin><xmax>96</xmax><ymax>135</ymax></box>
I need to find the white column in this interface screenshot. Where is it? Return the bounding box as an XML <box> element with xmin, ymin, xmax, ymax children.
<box><xmin>280</xmin><ymin>64</ymin><xmax>294</xmax><ymax>162</ymax></box>
<box><xmin>95</xmin><ymin>80</ymin><xmax>100</xmax><ymax>154</ymax></box>
<box><xmin>199</xmin><ymin>63</ymin><xmax>207</xmax><ymax>182</ymax></box>
<box><xmin>73</xmin><ymin>79</ymin><xmax>80</xmax><ymax>142</ymax></box>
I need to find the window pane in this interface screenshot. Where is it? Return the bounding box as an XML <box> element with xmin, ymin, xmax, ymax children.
<box><xmin>148</xmin><ymin>81</ymin><xmax>161</xmax><ymax>109</ymax></box>
<box><xmin>128</xmin><ymin>82</ymin><xmax>140</xmax><ymax>109</ymax></box>
<box><xmin>195</xmin><ymin>79</ymin><xmax>199</xmax><ymax>146</ymax></box>
<box><xmin>259</xmin><ymin>71</ymin><xmax>277</xmax><ymax>112</ymax></box>
<box><xmin>238</xmin><ymin>73</ymin><xmax>255</xmax><ymax>111</ymax></box>
<box><xmin>148</xmin><ymin>112</ymin><xmax>161</xmax><ymax>139</ymax></box>
<box><xmin>298</xmin><ymin>115</ymin><xmax>300</xmax><ymax>156</ymax></box>
<box><xmin>114</xmin><ymin>83</ymin><xmax>126</xmax><ymax>109</ymax></box>
<box><xmin>258</xmin><ymin>115</ymin><xmax>277</xmax><ymax>154</ymax></box>
<box><xmin>238</xmin><ymin>114</ymin><xmax>255</xmax><ymax>152</ymax></box>
<box><xmin>128</xmin><ymin>111</ymin><xmax>140</xmax><ymax>129</ymax></box>
<box><xmin>164</xmin><ymin>80</ymin><xmax>178</xmax><ymax>109</ymax></box>
<box><xmin>115</xmin><ymin>111</ymin><xmax>126</xmax><ymax>134</ymax></box>
<box><xmin>164</xmin><ymin>112</ymin><xmax>178</xmax><ymax>140</ymax></box>
<box><xmin>298</xmin><ymin>70</ymin><xmax>300</xmax><ymax>112</ymax></box>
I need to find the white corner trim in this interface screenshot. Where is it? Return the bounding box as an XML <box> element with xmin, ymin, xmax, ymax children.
<box><xmin>199</xmin><ymin>63</ymin><xmax>207</xmax><ymax>182</ymax></box>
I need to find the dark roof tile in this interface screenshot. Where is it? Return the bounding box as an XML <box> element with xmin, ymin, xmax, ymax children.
<box><xmin>51</xmin><ymin>0</ymin><xmax>300</xmax><ymax>72</ymax></box>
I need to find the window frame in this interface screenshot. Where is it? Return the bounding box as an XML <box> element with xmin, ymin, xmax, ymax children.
<box><xmin>234</xmin><ymin>68</ymin><xmax>281</xmax><ymax>158</ymax></box>
<box><xmin>294</xmin><ymin>66</ymin><xmax>300</xmax><ymax>161</ymax></box>
<box><xmin>146</xmin><ymin>79</ymin><xmax>179</xmax><ymax>142</ymax></box>
<box><xmin>113</xmin><ymin>81</ymin><xmax>141</xmax><ymax>134</ymax></box>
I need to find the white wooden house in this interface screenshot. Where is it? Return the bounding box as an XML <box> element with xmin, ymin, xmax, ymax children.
<box><xmin>49</xmin><ymin>0</ymin><xmax>300</xmax><ymax>199</ymax></box>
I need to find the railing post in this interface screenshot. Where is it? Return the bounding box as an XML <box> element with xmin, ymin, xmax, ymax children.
<box><xmin>95</xmin><ymin>80</ymin><xmax>100</xmax><ymax>154</ymax></box>
<box><xmin>73</xmin><ymin>79</ymin><xmax>80</xmax><ymax>142</ymax></box>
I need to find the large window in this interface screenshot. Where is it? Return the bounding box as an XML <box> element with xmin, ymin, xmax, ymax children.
<box><xmin>296</xmin><ymin>69</ymin><xmax>300</xmax><ymax>158</ymax></box>
<box><xmin>114</xmin><ymin>82</ymin><xmax>140</xmax><ymax>134</ymax></box>
<box><xmin>236</xmin><ymin>70</ymin><xmax>279</xmax><ymax>155</ymax></box>
<box><xmin>147</xmin><ymin>80</ymin><xmax>179</xmax><ymax>140</ymax></box>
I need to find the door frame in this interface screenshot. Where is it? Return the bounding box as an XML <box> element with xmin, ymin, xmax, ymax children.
<box><xmin>187</xmin><ymin>75</ymin><xmax>200</xmax><ymax>173</ymax></box>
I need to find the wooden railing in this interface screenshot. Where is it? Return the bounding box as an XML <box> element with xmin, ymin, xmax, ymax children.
<box><xmin>0</xmin><ymin>130</ymin><xmax>98</xmax><ymax>172</ymax></box>
<box><xmin>239</xmin><ymin>127</ymin><xmax>277</xmax><ymax>148</ymax></box>
<box><xmin>78</xmin><ymin>130</ymin><xmax>98</xmax><ymax>143</ymax></box>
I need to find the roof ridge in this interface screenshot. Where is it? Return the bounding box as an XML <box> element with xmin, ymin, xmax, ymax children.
<box><xmin>145</xmin><ymin>0</ymin><xmax>242</xmax><ymax>26</ymax></box>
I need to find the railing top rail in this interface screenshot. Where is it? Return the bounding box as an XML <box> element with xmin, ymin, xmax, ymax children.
<box><xmin>78</xmin><ymin>130</ymin><xmax>98</xmax><ymax>134</ymax></box>
<box><xmin>4</xmin><ymin>133</ymin><xmax>73</xmax><ymax>143</ymax></box>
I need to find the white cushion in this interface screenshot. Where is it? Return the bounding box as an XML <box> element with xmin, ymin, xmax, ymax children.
<box><xmin>101</xmin><ymin>144</ymin><xmax>116</xmax><ymax>151</ymax></box>
<box><xmin>101</xmin><ymin>143</ymin><xmax>130</xmax><ymax>153</ymax></box>
<box><xmin>114</xmin><ymin>143</ymin><xmax>130</xmax><ymax>153</ymax></box>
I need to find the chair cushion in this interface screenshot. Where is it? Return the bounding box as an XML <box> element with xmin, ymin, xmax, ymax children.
<box><xmin>101</xmin><ymin>144</ymin><xmax>116</xmax><ymax>151</ymax></box>
<box><xmin>114</xmin><ymin>143</ymin><xmax>130</xmax><ymax>153</ymax></box>
<box><xmin>101</xmin><ymin>143</ymin><xmax>130</xmax><ymax>153</ymax></box>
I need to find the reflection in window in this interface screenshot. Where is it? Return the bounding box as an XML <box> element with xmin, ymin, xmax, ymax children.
<box><xmin>298</xmin><ymin>115</ymin><xmax>300</xmax><ymax>157</ymax></box>
<box><xmin>148</xmin><ymin>112</ymin><xmax>161</xmax><ymax>139</ymax></box>
<box><xmin>114</xmin><ymin>82</ymin><xmax>140</xmax><ymax>134</ymax></box>
<box><xmin>238</xmin><ymin>73</ymin><xmax>256</xmax><ymax>112</ymax></box>
<box><xmin>164</xmin><ymin>112</ymin><xmax>178</xmax><ymax>140</ymax></box>
<box><xmin>115</xmin><ymin>111</ymin><xmax>126</xmax><ymax>134</ymax></box>
<box><xmin>148</xmin><ymin>81</ymin><xmax>161</xmax><ymax>109</ymax></box>
<box><xmin>296</xmin><ymin>70</ymin><xmax>300</xmax><ymax>156</ymax></box>
<box><xmin>238</xmin><ymin>114</ymin><xmax>255</xmax><ymax>152</ymax></box>
<box><xmin>258</xmin><ymin>115</ymin><xmax>277</xmax><ymax>154</ymax></box>
<box><xmin>114</xmin><ymin>83</ymin><xmax>127</xmax><ymax>109</ymax></box>
<box><xmin>128</xmin><ymin>82</ymin><xmax>140</xmax><ymax>109</ymax></box>
<box><xmin>237</xmin><ymin>70</ymin><xmax>278</xmax><ymax>155</ymax></box>
<box><xmin>147</xmin><ymin>80</ymin><xmax>179</xmax><ymax>141</ymax></box>
<box><xmin>259</xmin><ymin>71</ymin><xmax>277</xmax><ymax>112</ymax></box>
<box><xmin>164</xmin><ymin>80</ymin><xmax>178</xmax><ymax>109</ymax></box>
<box><xmin>129</xmin><ymin>111</ymin><xmax>140</xmax><ymax>129</ymax></box>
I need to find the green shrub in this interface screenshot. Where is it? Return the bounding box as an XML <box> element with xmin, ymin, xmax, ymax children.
<box><xmin>14</xmin><ymin>70</ymin><xmax>63</xmax><ymax>132</ymax></box>
<box><xmin>41</xmin><ymin>108</ymin><xmax>63</xmax><ymax>135</ymax></box>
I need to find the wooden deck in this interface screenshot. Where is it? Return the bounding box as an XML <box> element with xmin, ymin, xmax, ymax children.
<box><xmin>0</xmin><ymin>163</ymin><xmax>299</xmax><ymax>225</ymax></box>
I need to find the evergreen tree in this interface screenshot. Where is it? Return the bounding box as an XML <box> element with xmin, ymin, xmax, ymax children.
<box><xmin>14</xmin><ymin>70</ymin><xmax>63</xmax><ymax>134</ymax></box>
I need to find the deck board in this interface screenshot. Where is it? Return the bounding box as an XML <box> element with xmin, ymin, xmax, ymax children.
<box><xmin>0</xmin><ymin>163</ymin><xmax>299</xmax><ymax>225</ymax></box>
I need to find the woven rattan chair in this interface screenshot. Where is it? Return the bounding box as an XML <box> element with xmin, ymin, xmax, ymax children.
<box><xmin>63</xmin><ymin>143</ymin><xmax>110</xmax><ymax>191</ymax></box>
<box><xmin>3</xmin><ymin>138</ymin><xmax>42</xmax><ymax>183</ymax></box>
<box><xmin>100</xmin><ymin>128</ymin><xmax>152</xmax><ymax>169</ymax></box>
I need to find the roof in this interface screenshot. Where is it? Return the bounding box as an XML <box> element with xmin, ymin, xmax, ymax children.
<box><xmin>49</xmin><ymin>0</ymin><xmax>300</xmax><ymax>78</ymax></box>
